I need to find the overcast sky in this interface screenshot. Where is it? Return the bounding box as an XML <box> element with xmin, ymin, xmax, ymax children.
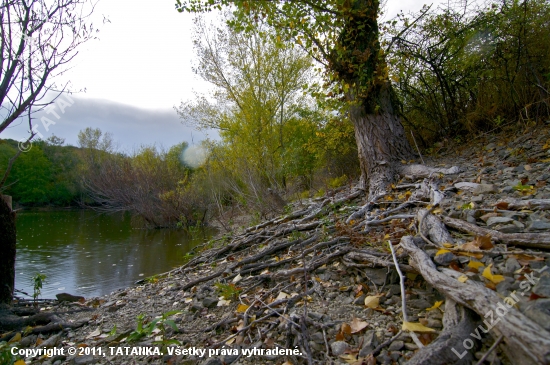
<box><xmin>2</xmin><ymin>0</ymin><xmax>438</xmax><ymax>152</ymax></box>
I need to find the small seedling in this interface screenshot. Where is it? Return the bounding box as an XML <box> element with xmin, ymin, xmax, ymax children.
<box><xmin>32</xmin><ymin>273</ymin><xmax>47</xmax><ymax>307</ymax></box>
<box><xmin>214</xmin><ymin>282</ymin><xmax>242</xmax><ymax>300</ymax></box>
<box><xmin>127</xmin><ymin>311</ymin><xmax>181</xmax><ymax>352</ymax></box>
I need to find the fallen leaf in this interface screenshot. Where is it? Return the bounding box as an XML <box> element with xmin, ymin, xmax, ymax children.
<box><xmin>14</xmin><ymin>361</ymin><xmax>26</xmax><ymax>365</ymax></box>
<box><xmin>426</xmin><ymin>301</ymin><xmax>443</xmax><ymax>311</ymax></box>
<box><xmin>406</xmin><ymin>272</ymin><xmax>418</xmax><ymax>280</ymax></box>
<box><xmin>8</xmin><ymin>332</ymin><xmax>21</xmax><ymax>344</ymax></box>
<box><xmin>225</xmin><ymin>337</ymin><xmax>236</xmax><ymax>345</ymax></box>
<box><xmin>495</xmin><ymin>201</ymin><xmax>509</xmax><ymax>210</ymax></box>
<box><xmin>217</xmin><ymin>299</ymin><xmax>231</xmax><ymax>306</ymax></box>
<box><xmin>482</xmin><ymin>264</ymin><xmax>505</xmax><ymax>284</ymax></box>
<box><xmin>364</xmin><ymin>296</ymin><xmax>380</xmax><ymax>308</ymax></box>
<box><xmin>458</xmin><ymin>275</ymin><xmax>469</xmax><ymax>283</ymax></box>
<box><xmin>341</xmin><ymin>323</ymin><xmax>352</xmax><ymax>335</ymax></box>
<box><xmin>350</xmin><ymin>318</ymin><xmax>368</xmax><ymax>333</ymax></box>
<box><xmin>232</xmin><ymin>274</ymin><xmax>242</xmax><ymax>284</ymax></box>
<box><xmin>236</xmin><ymin>304</ymin><xmax>249</xmax><ymax>313</ymax></box>
<box><xmin>442</xmin><ymin>243</ymin><xmax>454</xmax><ymax>248</ymax></box>
<box><xmin>435</xmin><ymin>249</ymin><xmax>451</xmax><ymax>256</ymax></box>
<box><xmin>468</xmin><ymin>261</ymin><xmax>485</xmax><ymax>269</ymax></box>
<box><xmin>276</xmin><ymin>292</ymin><xmax>291</xmax><ymax>300</ymax></box>
<box><xmin>86</xmin><ymin>328</ymin><xmax>101</xmax><ymax>339</ymax></box>
<box><xmin>402</xmin><ymin>321</ymin><xmax>436</xmax><ymax>332</ymax></box>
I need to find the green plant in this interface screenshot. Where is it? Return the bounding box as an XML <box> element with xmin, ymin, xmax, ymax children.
<box><xmin>145</xmin><ymin>275</ymin><xmax>159</xmax><ymax>284</ymax></box>
<box><xmin>127</xmin><ymin>311</ymin><xmax>181</xmax><ymax>351</ymax></box>
<box><xmin>0</xmin><ymin>341</ymin><xmax>16</xmax><ymax>365</ymax></box>
<box><xmin>214</xmin><ymin>282</ymin><xmax>242</xmax><ymax>300</ymax></box>
<box><xmin>32</xmin><ymin>273</ymin><xmax>47</xmax><ymax>307</ymax></box>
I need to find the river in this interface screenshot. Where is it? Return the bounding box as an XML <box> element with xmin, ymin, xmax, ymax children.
<box><xmin>14</xmin><ymin>210</ymin><xmax>215</xmax><ymax>299</ymax></box>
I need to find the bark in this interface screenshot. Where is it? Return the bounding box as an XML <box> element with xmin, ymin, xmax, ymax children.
<box><xmin>0</xmin><ymin>196</ymin><xmax>16</xmax><ymax>304</ymax></box>
<box><xmin>350</xmin><ymin>86</ymin><xmax>414</xmax><ymax>197</ymax></box>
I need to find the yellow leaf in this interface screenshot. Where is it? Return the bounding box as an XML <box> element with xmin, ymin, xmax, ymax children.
<box><xmin>426</xmin><ymin>301</ymin><xmax>443</xmax><ymax>311</ymax></box>
<box><xmin>402</xmin><ymin>321</ymin><xmax>436</xmax><ymax>332</ymax></box>
<box><xmin>482</xmin><ymin>264</ymin><xmax>505</xmax><ymax>284</ymax></box>
<box><xmin>468</xmin><ymin>261</ymin><xmax>485</xmax><ymax>269</ymax></box>
<box><xmin>350</xmin><ymin>317</ymin><xmax>369</xmax><ymax>333</ymax></box>
<box><xmin>435</xmin><ymin>249</ymin><xmax>451</xmax><ymax>256</ymax></box>
<box><xmin>432</xmin><ymin>208</ymin><xmax>443</xmax><ymax>214</ymax></box>
<box><xmin>236</xmin><ymin>304</ymin><xmax>249</xmax><ymax>313</ymax></box>
<box><xmin>458</xmin><ymin>275</ymin><xmax>469</xmax><ymax>283</ymax></box>
<box><xmin>364</xmin><ymin>296</ymin><xmax>380</xmax><ymax>308</ymax></box>
<box><xmin>15</xmin><ymin>360</ymin><xmax>26</xmax><ymax>365</ymax></box>
<box><xmin>443</xmin><ymin>243</ymin><xmax>454</xmax><ymax>248</ymax></box>
<box><xmin>406</xmin><ymin>272</ymin><xmax>418</xmax><ymax>280</ymax></box>
<box><xmin>8</xmin><ymin>332</ymin><xmax>21</xmax><ymax>344</ymax></box>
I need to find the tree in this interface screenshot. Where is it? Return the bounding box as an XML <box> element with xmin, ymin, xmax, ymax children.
<box><xmin>176</xmin><ymin>0</ymin><xmax>415</xmax><ymax>197</ymax></box>
<box><xmin>0</xmin><ymin>0</ymin><xmax>98</xmax><ymax>304</ymax></box>
<box><xmin>177</xmin><ymin>14</ymin><xmax>318</xmax><ymax>190</ymax></box>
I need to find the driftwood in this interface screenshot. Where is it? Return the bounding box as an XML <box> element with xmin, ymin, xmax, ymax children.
<box><xmin>498</xmin><ymin>198</ymin><xmax>550</xmax><ymax>211</ymax></box>
<box><xmin>406</xmin><ymin>299</ymin><xmax>478</xmax><ymax>365</ymax></box>
<box><xmin>401</xmin><ymin>235</ymin><xmax>550</xmax><ymax>365</ymax></box>
<box><xmin>441</xmin><ymin>215</ymin><xmax>550</xmax><ymax>249</ymax></box>
<box><xmin>417</xmin><ymin>209</ymin><xmax>454</xmax><ymax>247</ymax></box>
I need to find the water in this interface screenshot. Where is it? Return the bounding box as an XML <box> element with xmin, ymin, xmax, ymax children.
<box><xmin>14</xmin><ymin>210</ymin><xmax>215</xmax><ymax>299</ymax></box>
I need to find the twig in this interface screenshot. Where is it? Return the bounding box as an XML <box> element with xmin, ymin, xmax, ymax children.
<box><xmin>474</xmin><ymin>335</ymin><xmax>503</xmax><ymax>365</ymax></box>
<box><xmin>388</xmin><ymin>241</ymin><xmax>424</xmax><ymax>349</ymax></box>
<box><xmin>411</xmin><ymin>131</ymin><xmax>425</xmax><ymax>165</ymax></box>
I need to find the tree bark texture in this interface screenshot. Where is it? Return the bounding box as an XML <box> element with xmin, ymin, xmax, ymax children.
<box><xmin>0</xmin><ymin>196</ymin><xmax>16</xmax><ymax>304</ymax></box>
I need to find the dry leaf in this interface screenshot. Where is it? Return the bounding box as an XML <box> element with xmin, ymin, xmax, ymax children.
<box><xmin>217</xmin><ymin>299</ymin><xmax>231</xmax><ymax>306</ymax></box>
<box><xmin>402</xmin><ymin>321</ymin><xmax>436</xmax><ymax>332</ymax></box>
<box><xmin>14</xmin><ymin>361</ymin><xmax>26</xmax><ymax>365</ymax></box>
<box><xmin>232</xmin><ymin>274</ymin><xmax>242</xmax><ymax>284</ymax></box>
<box><xmin>435</xmin><ymin>249</ymin><xmax>451</xmax><ymax>256</ymax></box>
<box><xmin>86</xmin><ymin>328</ymin><xmax>101</xmax><ymax>339</ymax></box>
<box><xmin>8</xmin><ymin>332</ymin><xmax>21</xmax><ymax>344</ymax></box>
<box><xmin>495</xmin><ymin>201</ymin><xmax>509</xmax><ymax>210</ymax></box>
<box><xmin>468</xmin><ymin>261</ymin><xmax>485</xmax><ymax>269</ymax></box>
<box><xmin>350</xmin><ymin>318</ymin><xmax>368</xmax><ymax>333</ymax></box>
<box><xmin>276</xmin><ymin>292</ymin><xmax>291</xmax><ymax>300</ymax></box>
<box><xmin>458</xmin><ymin>275</ymin><xmax>469</xmax><ymax>283</ymax></box>
<box><xmin>236</xmin><ymin>304</ymin><xmax>249</xmax><ymax>313</ymax></box>
<box><xmin>442</xmin><ymin>243</ymin><xmax>454</xmax><ymax>248</ymax></box>
<box><xmin>482</xmin><ymin>264</ymin><xmax>505</xmax><ymax>284</ymax></box>
<box><xmin>476</xmin><ymin>235</ymin><xmax>493</xmax><ymax>250</ymax></box>
<box><xmin>364</xmin><ymin>296</ymin><xmax>380</xmax><ymax>308</ymax></box>
<box><xmin>341</xmin><ymin>323</ymin><xmax>352</xmax><ymax>335</ymax></box>
<box><xmin>426</xmin><ymin>301</ymin><xmax>443</xmax><ymax>311</ymax></box>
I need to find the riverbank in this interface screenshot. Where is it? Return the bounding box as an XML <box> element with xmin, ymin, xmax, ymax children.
<box><xmin>3</xmin><ymin>124</ymin><xmax>550</xmax><ymax>365</ymax></box>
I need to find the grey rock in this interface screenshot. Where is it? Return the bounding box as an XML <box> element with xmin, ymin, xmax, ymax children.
<box><xmin>388</xmin><ymin>340</ymin><xmax>404</xmax><ymax>351</ymax></box>
<box><xmin>56</xmin><ymin>293</ymin><xmax>84</xmax><ymax>303</ymax></box>
<box><xmin>501</xmin><ymin>186</ymin><xmax>514</xmax><ymax>193</ymax></box>
<box><xmin>434</xmin><ymin>252</ymin><xmax>456</xmax><ymax>266</ymax></box>
<box><xmin>331</xmin><ymin>341</ymin><xmax>350</xmax><ymax>356</ymax></box>
<box><xmin>505</xmin><ymin>258</ymin><xmax>521</xmax><ymax>273</ymax></box>
<box><xmin>533</xmin><ymin>272</ymin><xmax>550</xmax><ymax>298</ymax></box>
<box><xmin>190</xmin><ymin>302</ymin><xmax>203</xmax><ymax>312</ymax></box>
<box><xmin>522</xmin><ymin>299</ymin><xmax>550</xmax><ymax>331</ymax></box>
<box><xmin>202</xmin><ymin>297</ymin><xmax>218</xmax><ymax>308</ymax></box>
<box><xmin>454</xmin><ymin>182</ymin><xmax>480</xmax><ymax>191</ymax></box>
<box><xmin>354</xmin><ymin>295</ymin><xmax>367</xmax><ymax>305</ymax></box>
<box><xmin>201</xmin><ymin>358</ymin><xmax>223</xmax><ymax>365</ymax></box>
<box><xmin>527</xmin><ymin>220</ymin><xmax>550</xmax><ymax>231</ymax></box>
<box><xmin>362</xmin><ymin>268</ymin><xmax>388</xmax><ymax>285</ymax></box>
<box><xmin>486</xmin><ymin>216</ymin><xmax>514</xmax><ymax>227</ymax></box>
<box><xmin>473</xmin><ymin>184</ymin><xmax>497</xmax><ymax>195</ymax></box>
<box><xmin>310</xmin><ymin>332</ymin><xmax>325</xmax><ymax>344</ymax></box>
<box><xmin>408</xmin><ymin>299</ymin><xmax>432</xmax><ymax>310</ymax></box>
<box><xmin>471</xmin><ymin>195</ymin><xmax>484</xmax><ymax>202</ymax></box>
<box><xmin>404</xmin><ymin>343</ymin><xmax>419</xmax><ymax>351</ymax></box>
<box><xmin>71</xmin><ymin>356</ymin><xmax>95</xmax><ymax>365</ymax></box>
<box><xmin>497</xmin><ymin>224</ymin><xmax>523</xmax><ymax>233</ymax></box>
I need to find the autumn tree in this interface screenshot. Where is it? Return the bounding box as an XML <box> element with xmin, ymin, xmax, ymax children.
<box><xmin>176</xmin><ymin>0</ymin><xmax>416</xmax><ymax>198</ymax></box>
<box><xmin>0</xmin><ymin>0</ymin><xmax>98</xmax><ymax>304</ymax></box>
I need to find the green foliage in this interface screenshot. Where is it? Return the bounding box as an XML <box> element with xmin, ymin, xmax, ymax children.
<box><xmin>214</xmin><ymin>282</ymin><xmax>242</xmax><ymax>300</ymax></box>
<box><xmin>32</xmin><ymin>273</ymin><xmax>47</xmax><ymax>307</ymax></box>
<box><xmin>386</xmin><ymin>0</ymin><xmax>550</xmax><ymax>144</ymax></box>
<box><xmin>0</xmin><ymin>341</ymin><xmax>17</xmax><ymax>365</ymax></box>
<box><xmin>127</xmin><ymin>311</ymin><xmax>182</xmax><ymax>351</ymax></box>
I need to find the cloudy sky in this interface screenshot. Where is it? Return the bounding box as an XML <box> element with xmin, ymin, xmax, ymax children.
<box><xmin>2</xmin><ymin>0</ymin><xmax>438</xmax><ymax>152</ymax></box>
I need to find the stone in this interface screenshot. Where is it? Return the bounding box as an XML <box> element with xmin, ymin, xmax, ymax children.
<box><xmin>473</xmin><ymin>184</ymin><xmax>497</xmax><ymax>195</ymax></box>
<box><xmin>532</xmin><ymin>272</ymin><xmax>550</xmax><ymax>298</ymax></box>
<box><xmin>480</xmin><ymin>213</ymin><xmax>498</xmax><ymax>222</ymax></box>
<box><xmin>354</xmin><ymin>295</ymin><xmax>367</xmax><ymax>305</ymax></box>
<box><xmin>71</xmin><ymin>356</ymin><xmax>95</xmax><ymax>365</ymax></box>
<box><xmin>404</xmin><ymin>343</ymin><xmax>418</xmax><ymax>351</ymax></box>
<box><xmin>310</xmin><ymin>332</ymin><xmax>325</xmax><ymax>344</ymax></box>
<box><xmin>522</xmin><ymin>299</ymin><xmax>550</xmax><ymax>331</ymax></box>
<box><xmin>454</xmin><ymin>182</ymin><xmax>480</xmax><ymax>191</ymax></box>
<box><xmin>201</xmin><ymin>358</ymin><xmax>223</xmax><ymax>365</ymax></box>
<box><xmin>362</xmin><ymin>268</ymin><xmax>388</xmax><ymax>285</ymax></box>
<box><xmin>388</xmin><ymin>340</ymin><xmax>404</xmax><ymax>351</ymax></box>
<box><xmin>56</xmin><ymin>293</ymin><xmax>84</xmax><ymax>303</ymax></box>
<box><xmin>434</xmin><ymin>252</ymin><xmax>456</xmax><ymax>266</ymax></box>
<box><xmin>505</xmin><ymin>258</ymin><xmax>521</xmax><ymax>273</ymax></box>
<box><xmin>330</xmin><ymin>341</ymin><xmax>350</xmax><ymax>356</ymax></box>
<box><xmin>190</xmin><ymin>302</ymin><xmax>203</xmax><ymax>312</ymax></box>
<box><xmin>407</xmin><ymin>299</ymin><xmax>432</xmax><ymax>310</ymax></box>
<box><xmin>202</xmin><ymin>297</ymin><xmax>218</xmax><ymax>308</ymax></box>
<box><xmin>486</xmin><ymin>216</ymin><xmax>514</xmax><ymax>227</ymax></box>
<box><xmin>497</xmin><ymin>224</ymin><xmax>523</xmax><ymax>233</ymax></box>
<box><xmin>527</xmin><ymin>220</ymin><xmax>550</xmax><ymax>231</ymax></box>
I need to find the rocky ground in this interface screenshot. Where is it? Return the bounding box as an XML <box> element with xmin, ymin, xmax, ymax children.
<box><xmin>2</xmin><ymin>125</ymin><xmax>550</xmax><ymax>365</ymax></box>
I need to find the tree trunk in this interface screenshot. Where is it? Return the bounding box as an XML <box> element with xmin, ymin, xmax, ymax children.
<box><xmin>350</xmin><ymin>84</ymin><xmax>414</xmax><ymax>196</ymax></box>
<box><xmin>0</xmin><ymin>196</ymin><xmax>16</xmax><ymax>304</ymax></box>
<box><xmin>330</xmin><ymin>0</ymin><xmax>414</xmax><ymax>197</ymax></box>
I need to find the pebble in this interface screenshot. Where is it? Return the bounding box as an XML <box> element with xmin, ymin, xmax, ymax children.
<box><xmin>388</xmin><ymin>340</ymin><xmax>404</xmax><ymax>351</ymax></box>
<box><xmin>330</xmin><ymin>341</ymin><xmax>350</xmax><ymax>356</ymax></box>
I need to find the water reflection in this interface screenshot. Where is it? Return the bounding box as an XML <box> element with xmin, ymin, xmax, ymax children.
<box><xmin>15</xmin><ymin>210</ymin><xmax>215</xmax><ymax>298</ymax></box>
